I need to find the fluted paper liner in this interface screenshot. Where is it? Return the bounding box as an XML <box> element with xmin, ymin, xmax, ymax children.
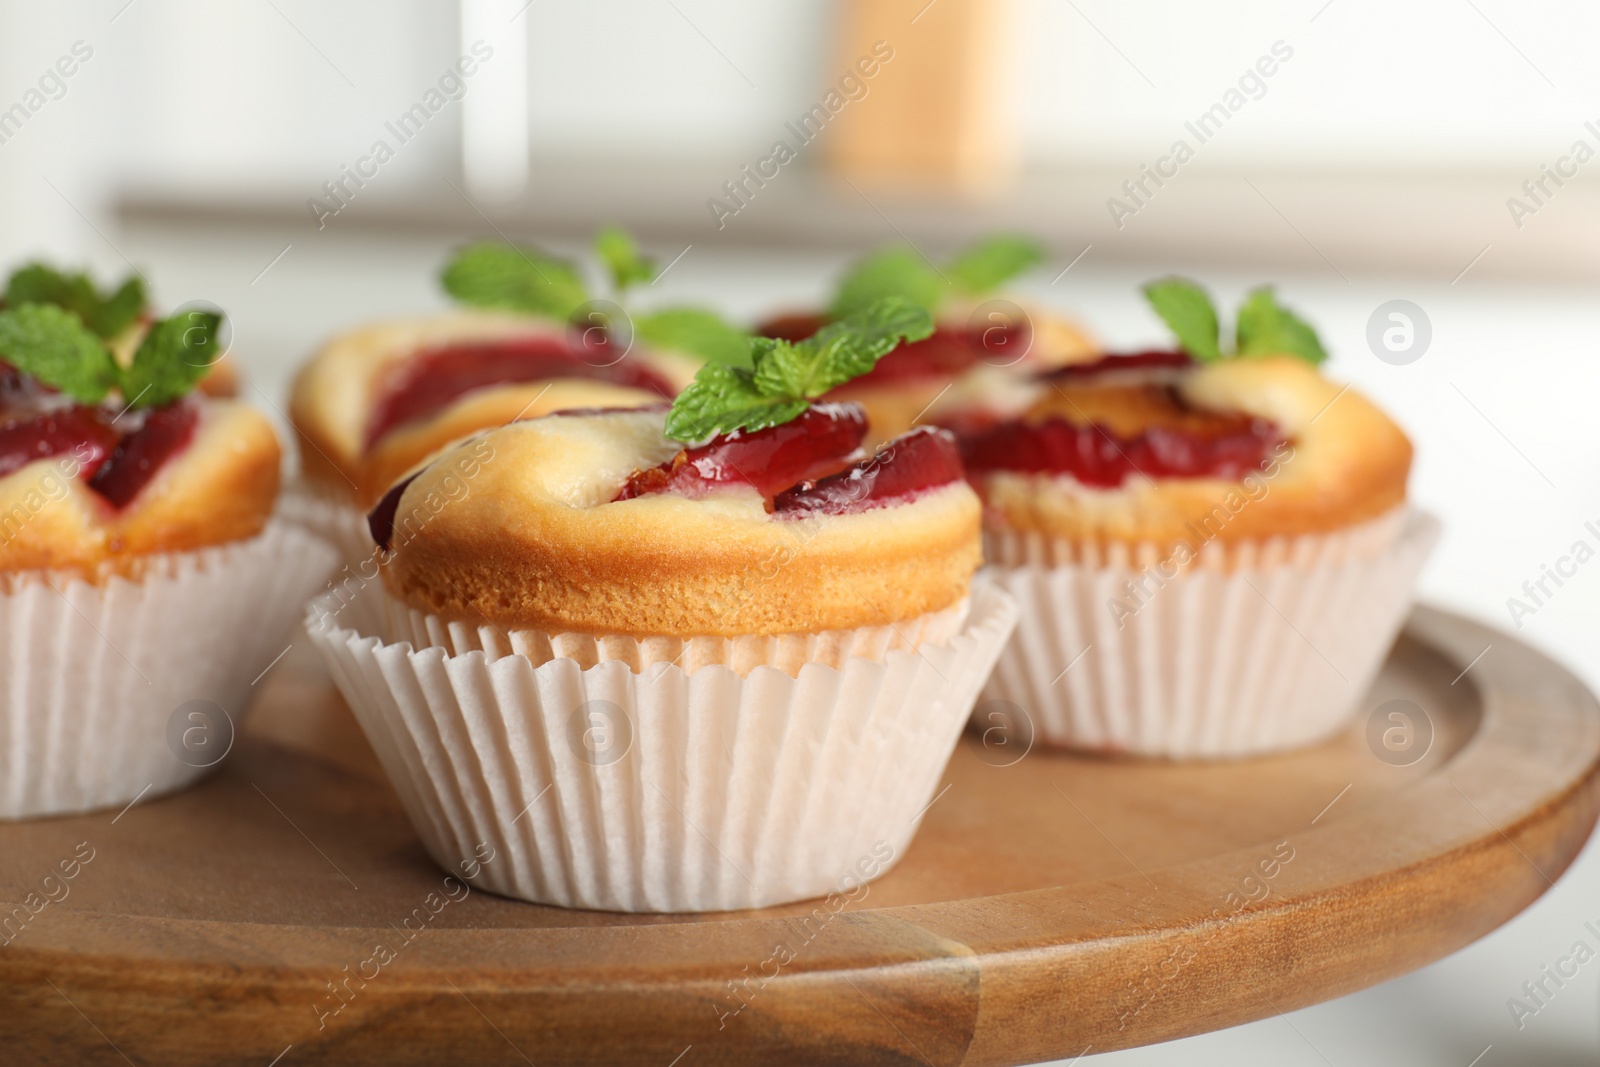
<box><xmin>372</xmin><ymin>591</ymin><xmax>970</xmax><ymax>679</ymax></box>
<box><xmin>306</xmin><ymin>581</ymin><xmax>1018</xmax><ymax>912</ymax></box>
<box><xmin>0</xmin><ymin>522</ymin><xmax>340</xmax><ymax>818</ymax></box>
<box><xmin>978</xmin><ymin>508</ymin><xmax>1438</xmax><ymax>759</ymax></box>
<box><xmin>280</xmin><ymin>478</ymin><xmax>375</xmax><ymax>570</ymax></box>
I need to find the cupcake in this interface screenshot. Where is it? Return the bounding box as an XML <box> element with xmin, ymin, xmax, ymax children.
<box><xmin>937</xmin><ymin>279</ymin><xmax>1437</xmax><ymax>758</ymax></box>
<box><xmin>0</xmin><ymin>263</ymin><xmax>337</xmax><ymax>817</ymax></box>
<box><xmin>757</xmin><ymin>235</ymin><xmax>1096</xmax><ymax>444</ymax></box>
<box><xmin>287</xmin><ymin>231</ymin><xmax>750</xmax><ymax>559</ymax></box>
<box><xmin>307</xmin><ymin>298</ymin><xmax>1019</xmax><ymax>911</ymax></box>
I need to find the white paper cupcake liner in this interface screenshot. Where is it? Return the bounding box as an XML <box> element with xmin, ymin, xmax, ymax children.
<box><xmin>0</xmin><ymin>522</ymin><xmax>340</xmax><ymax>818</ymax></box>
<box><xmin>371</xmin><ymin>590</ymin><xmax>970</xmax><ymax>679</ymax></box>
<box><xmin>306</xmin><ymin>580</ymin><xmax>1018</xmax><ymax>912</ymax></box>
<box><xmin>279</xmin><ymin>477</ymin><xmax>375</xmax><ymax>570</ymax></box>
<box><xmin>977</xmin><ymin>508</ymin><xmax>1438</xmax><ymax>759</ymax></box>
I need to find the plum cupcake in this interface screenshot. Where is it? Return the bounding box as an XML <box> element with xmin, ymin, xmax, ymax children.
<box><xmin>758</xmin><ymin>235</ymin><xmax>1096</xmax><ymax>444</ymax></box>
<box><xmin>307</xmin><ymin>298</ymin><xmax>1018</xmax><ymax>911</ymax></box>
<box><xmin>937</xmin><ymin>280</ymin><xmax>1437</xmax><ymax>758</ymax></box>
<box><xmin>287</xmin><ymin>231</ymin><xmax>749</xmax><ymax>559</ymax></box>
<box><xmin>0</xmin><ymin>264</ymin><xmax>336</xmax><ymax>817</ymax></box>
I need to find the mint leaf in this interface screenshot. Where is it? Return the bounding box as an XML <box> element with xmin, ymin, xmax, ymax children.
<box><xmin>4</xmin><ymin>263</ymin><xmax>147</xmax><ymax>340</ymax></box>
<box><xmin>755</xmin><ymin>297</ymin><xmax>934</xmax><ymax>399</ymax></box>
<box><xmin>947</xmin><ymin>235</ymin><xmax>1044</xmax><ymax>295</ymax></box>
<box><xmin>665</xmin><ymin>297</ymin><xmax>933</xmax><ymax>443</ymax></box>
<box><xmin>122</xmin><ymin>310</ymin><xmax>222</xmax><ymax>408</ymax></box>
<box><xmin>746</xmin><ymin>335</ymin><xmax>808</xmax><ymax>398</ymax></box>
<box><xmin>1143</xmin><ymin>278</ymin><xmax>1222</xmax><ymax>361</ymax></box>
<box><xmin>594</xmin><ymin>226</ymin><xmax>656</xmax><ymax>292</ymax></box>
<box><xmin>663</xmin><ymin>361</ymin><xmax>809</xmax><ymax>443</ymax></box>
<box><xmin>635</xmin><ymin>307</ymin><xmax>752</xmax><ymax>368</ymax></box>
<box><xmin>1235</xmin><ymin>287</ymin><xmax>1328</xmax><ymax>365</ymax></box>
<box><xmin>0</xmin><ymin>304</ymin><xmax>119</xmax><ymax>403</ymax></box>
<box><xmin>1141</xmin><ymin>278</ymin><xmax>1327</xmax><ymax>364</ymax></box>
<box><xmin>5</xmin><ymin>264</ymin><xmax>97</xmax><ymax>321</ymax></box>
<box><xmin>440</xmin><ymin>242</ymin><xmax>589</xmax><ymax>320</ymax></box>
<box><xmin>829</xmin><ymin>247</ymin><xmax>946</xmax><ymax>319</ymax></box>
<box><xmin>831</xmin><ymin>236</ymin><xmax>1043</xmax><ymax>318</ymax></box>
<box><xmin>89</xmin><ymin>277</ymin><xmax>147</xmax><ymax>339</ymax></box>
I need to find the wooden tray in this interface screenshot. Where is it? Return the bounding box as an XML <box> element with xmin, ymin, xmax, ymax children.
<box><xmin>3</xmin><ymin>607</ymin><xmax>1597</xmax><ymax>1067</ymax></box>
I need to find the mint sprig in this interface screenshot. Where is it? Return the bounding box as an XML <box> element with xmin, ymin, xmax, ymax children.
<box><xmin>441</xmin><ymin>233</ymin><xmax>753</xmax><ymax>368</ymax></box>
<box><xmin>90</xmin><ymin>278</ymin><xmax>147</xmax><ymax>340</ymax></box>
<box><xmin>4</xmin><ymin>263</ymin><xmax>148</xmax><ymax>340</ymax></box>
<box><xmin>664</xmin><ymin>297</ymin><xmax>934</xmax><ymax>443</ymax></box>
<box><xmin>440</xmin><ymin>241</ymin><xmax>589</xmax><ymax>321</ymax></box>
<box><xmin>0</xmin><ymin>302</ymin><xmax>223</xmax><ymax>408</ymax></box>
<box><xmin>665</xmin><ymin>362</ymin><xmax>811</xmax><ymax>443</ymax></box>
<box><xmin>1235</xmin><ymin>287</ymin><xmax>1327</xmax><ymax>363</ymax></box>
<box><xmin>0</xmin><ymin>305</ymin><xmax>120</xmax><ymax>402</ymax></box>
<box><xmin>122</xmin><ymin>309</ymin><xmax>223</xmax><ymax>407</ymax></box>
<box><xmin>635</xmin><ymin>307</ymin><xmax>753</xmax><ymax>369</ymax></box>
<box><xmin>829</xmin><ymin>247</ymin><xmax>946</xmax><ymax>321</ymax></box>
<box><xmin>1142</xmin><ymin>278</ymin><xmax>1326</xmax><ymax>365</ymax></box>
<box><xmin>947</xmin><ymin>236</ymin><xmax>1045</xmax><ymax>296</ymax></box>
<box><xmin>594</xmin><ymin>226</ymin><xmax>656</xmax><ymax>293</ymax></box>
<box><xmin>1143</xmin><ymin>279</ymin><xmax>1222</xmax><ymax>361</ymax></box>
<box><xmin>593</xmin><ymin>226</ymin><xmax>752</xmax><ymax>365</ymax></box>
<box><xmin>829</xmin><ymin>235</ymin><xmax>1046</xmax><ymax>320</ymax></box>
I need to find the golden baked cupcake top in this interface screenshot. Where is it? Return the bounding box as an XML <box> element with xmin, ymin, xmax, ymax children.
<box><xmin>370</xmin><ymin>298</ymin><xmax>982</xmax><ymax>637</ymax></box>
<box><xmin>291</xmin><ymin>230</ymin><xmax>752</xmax><ymax>508</ymax></box>
<box><xmin>756</xmin><ymin>236</ymin><xmax>1096</xmax><ymax>445</ymax></box>
<box><xmin>0</xmin><ymin>263</ymin><xmax>279</xmax><ymax>575</ymax></box>
<box><xmin>931</xmin><ymin>279</ymin><xmax>1412</xmax><ymax>547</ymax></box>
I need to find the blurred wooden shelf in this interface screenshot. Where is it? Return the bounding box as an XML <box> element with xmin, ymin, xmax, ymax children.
<box><xmin>117</xmin><ymin>160</ymin><xmax>1600</xmax><ymax>282</ymax></box>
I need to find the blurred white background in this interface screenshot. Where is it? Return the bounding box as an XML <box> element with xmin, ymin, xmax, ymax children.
<box><xmin>5</xmin><ymin>0</ymin><xmax>1600</xmax><ymax>272</ymax></box>
<box><xmin>2</xmin><ymin>1</ymin><xmax>1598</xmax><ymax>1064</ymax></box>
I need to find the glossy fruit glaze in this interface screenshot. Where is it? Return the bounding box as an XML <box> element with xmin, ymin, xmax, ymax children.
<box><xmin>616</xmin><ymin>403</ymin><xmax>867</xmax><ymax>502</ymax></box>
<box><xmin>957</xmin><ymin>413</ymin><xmax>1279</xmax><ymax>488</ymax></box>
<box><xmin>364</xmin><ymin>334</ymin><xmax>676</xmax><ymax>449</ymax></box>
<box><xmin>617</xmin><ymin>401</ymin><xmax>962</xmax><ymax>515</ymax></box>
<box><xmin>88</xmin><ymin>402</ymin><xmax>200</xmax><ymax>508</ymax></box>
<box><xmin>772</xmin><ymin>426</ymin><xmax>964</xmax><ymax>517</ymax></box>
<box><xmin>0</xmin><ymin>362</ymin><xmax>199</xmax><ymax>507</ymax></box>
<box><xmin>947</xmin><ymin>355</ymin><xmax>1280</xmax><ymax>489</ymax></box>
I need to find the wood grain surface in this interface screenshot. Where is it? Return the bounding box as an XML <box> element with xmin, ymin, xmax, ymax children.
<box><xmin>1</xmin><ymin>607</ymin><xmax>1595</xmax><ymax>1066</ymax></box>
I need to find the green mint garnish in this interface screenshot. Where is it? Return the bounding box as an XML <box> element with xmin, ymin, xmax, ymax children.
<box><xmin>1143</xmin><ymin>278</ymin><xmax>1222</xmax><ymax>361</ymax></box>
<box><xmin>121</xmin><ymin>309</ymin><xmax>223</xmax><ymax>407</ymax></box>
<box><xmin>1234</xmin><ymin>286</ymin><xmax>1328</xmax><ymax>364</ymax></box>
<box><xmin>593</xmin><ymin>226</ymin><xmax>752</xmax><ymax>365</ymax></box>
<box><xmin>4</xmin><ymin>263</ymin><xmax>148</xmax><ymax>340</ymax></box>
<box><xmin>946</xmin><ymin>236</ymin><xmax>1045</xmax><ymax>296</ymax></box>
<box><xmin>829</xmin><ymin>234</ymin><xmax>1046</xmax><ymax>320</ymax></box>
<box><xmin>440</xmin><ymin>241</ymin><xmax>589</xmax><ymax>321</ymax></box>
<box><xmin>1142</xmin><ymin>277</ymin><xmax>1326</xmax><ymax>365</ymax></box>
<box><xmin>441</xmin><ymin>232</ymin><xmax>752</xmax><ymax>368</ymax></box>
<box><xmin>593</xmin><ymin>225</ymin><xmax>656</xmax><ymax>293</ymax></box>
<box><xmin>90</xmin><ymin>278</ymin><xmax>148</xmax><ymax>340</ymax></box>
<box><xmin>829</xmin><ymin>247</ymin><xmax>946</xmax><ymax>321</ymax></box>
<box><xmin>664</xmin><ymin>297</ymin><xmax>934</xmax><ymax>443</ymax></box>
<box><xmin>0</xmin><ymin>302</ymin><xmax>223</xmax><ymax>408</ymax></box>
<box><xmin>0</xmin><ymin>304</ymin><xmax>121</xmax><ymax>403</ymax></box>
<box><xmin>663</xmin><ymin>361</ymin><xmax>811</xmax><ymax>444</ymax></box>
<box><xmin>635</xmin><ymin>307</ymin><xmax>753</xmax><ymax>369</ymax></box>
